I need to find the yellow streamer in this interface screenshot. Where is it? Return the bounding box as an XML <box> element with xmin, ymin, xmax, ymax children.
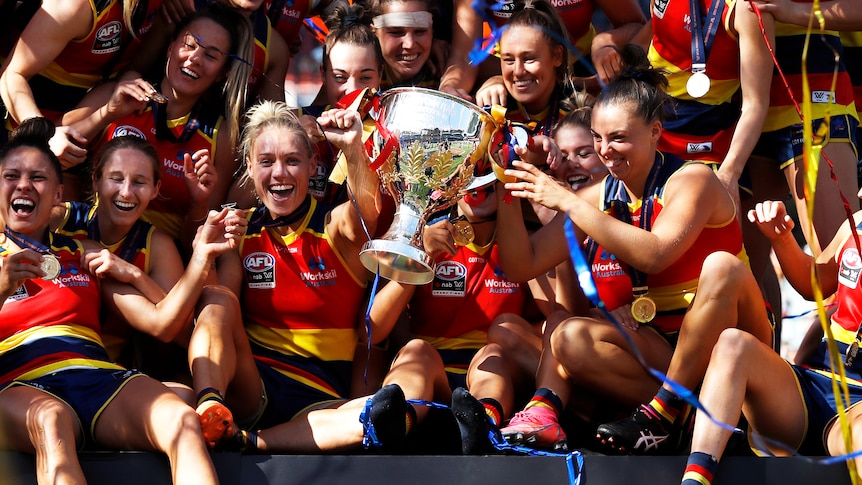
<box><xmin>801</xmin><ymin>3</ymin><xmax>857</xmax><ymax>482</ymax></box>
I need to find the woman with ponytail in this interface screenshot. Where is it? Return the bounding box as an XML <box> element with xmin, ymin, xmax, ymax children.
<box><xmin>492</xmin><ymin>45</ymin><xmax>774</xmax><ymax>453</ymax></box>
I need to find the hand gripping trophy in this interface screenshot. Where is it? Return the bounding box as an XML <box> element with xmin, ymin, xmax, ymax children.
<box><xmin>359</xmin><ymin>88</ymin><xmax>500</xmax><ymax>284</ymax></box>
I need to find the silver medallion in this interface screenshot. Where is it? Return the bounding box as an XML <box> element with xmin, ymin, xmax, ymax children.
<box><xmin>40</xmin><ymin>254</ymin><xmax>61</xmax><ymax>280</ymax></box>
<box><xmin>686</xmin><ymin>71</ymin><xmax>711</xmax><ymax>99</ymax></box>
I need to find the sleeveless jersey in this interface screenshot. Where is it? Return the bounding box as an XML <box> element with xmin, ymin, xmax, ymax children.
<box><xmin>409</xmin><ymin>236</ymin><xmax>525</xmax><ymax>350</ymax></box>
<box><xmin>239</xmin><ymin>200</ymin><xmax>365</xmax><ymax>393</ymax></box>
<box><xmin>24</xmin><ymin>0</ymin><xmax>129</xmax><ymax>121</ymax></box>
<box><xmin>649</xmin><ymin>0</ymin><xmax>740</xmax><ymax>162</ymax></box>
<box><xmin>764</xmin><ymin>17</ymin><xmax>858</xmax><ymax>132</ymax></box>
<box><xmin>588</xmin><ymin>153</ymin><xmax>747</xmax><ymax>333</ymax></box>
<box><xmin>504</xmin><ymin>88</ymin><xmax>569</xmax><ymax>137</ymax></box>
<box><xmin>53</xmin><ymin>201</ymin><xmax>156</xmax><ymax>363</ymax></box>
<box><xmin>0</xmin><ymin>232</ymin><xmax>120</xmax><ymax>384</ymax></box>
<box><xmin>828</xmin><ymin>222</ymin><xmax>862</xmax><ymax>344</ymax></box>
<box><xmin>264</xmin><ymin>0</ymin><xmax>315</xmax><ymax>45</ymax></box>
<box><xmin>101</xmin><ymin>103</ymin><xmax>223</xmax><ymax>239</ymax></box>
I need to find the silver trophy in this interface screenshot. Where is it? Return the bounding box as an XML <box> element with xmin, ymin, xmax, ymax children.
<box><xmin>359</xmin><ymin>87</ymin><xmax>499</xmax><ymax>284</ymax></box>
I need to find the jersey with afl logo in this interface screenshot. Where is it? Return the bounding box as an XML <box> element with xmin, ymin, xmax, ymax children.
<box><xmin>19</xmin><ymin>0</ymin><xmax>129</xmax><ymax>121</ymax></box>
<box><xmin>409</xmin><ymin>238</ymin><xmax>524</xmax><ymax>350</ymax></box>
<box><xmin>829</xmin><ymin>221</ymin><xmax>862</xmax><ymax>343</ymax></box>
<box><xmin>239</xmin><ymin>200</ymin><xmax>364</xmax><ymax>396</ymax></box>
<box><xmin>100</xmin><ymin>105</ymin><xmax>223</xmax><ymax>240</ymax></box>
<box><xmin>487</xmin><ymin>0</ymin><xmax>596</xmax><ymax>56</ymax></box>
<box><xmin>0</xmin><ymin>232</ymin><xmax>121</xmax><ymax>385</ymax></box>
<box><xmin>763</xmin><ymin>19</ymin><xmax>857</xmax><ymax>132</ymax></box>
<box><xmin>649</xmin><ymin>0</ymin><xmax>740</xmax><ymax>163</ymax></box>
<box><xmin>588</xmin><ymin>153</ymin><xmax>747</xmax><ymax>334</ymax></box>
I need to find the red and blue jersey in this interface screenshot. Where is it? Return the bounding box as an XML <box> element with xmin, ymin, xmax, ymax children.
<box><xmin>409</xmin><ymin>237</ymin><xmax>525</xmax><ymax>350</ymax></box>
<box><xmin>0</xmin><ymin>232</ymin><xmax>120</xmax><ymax>385</ymax></box>
<box><xmin>238</xmin><ymin>200</ymin><xmax>365</xmax><ymax>397</ymax></box>
<box><xmin>588</xmin><ymin>153</ymin><xmax>747</xmax><ymax>333</ymax></box>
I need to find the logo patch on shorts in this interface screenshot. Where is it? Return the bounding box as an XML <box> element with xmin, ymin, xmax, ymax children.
<box><xmin>686</xmin><ymin>141</ymin><xmax>713</xmax><ymax>154</ymax></box>
<box><xmin>244</xmin><ymin>252</ymin><xmax>276</xmax><ymax>289</ymax></box>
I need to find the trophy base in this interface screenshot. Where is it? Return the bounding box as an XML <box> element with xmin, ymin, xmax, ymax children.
<box><xmin>360</xmin><ymin>239</ymin><xmax>435</xmax><ymax>285</ymax></box>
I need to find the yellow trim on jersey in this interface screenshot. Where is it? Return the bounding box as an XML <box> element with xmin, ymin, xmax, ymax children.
<box><xmin>0</xmin><ymin>325</ymin><xmax>105</xmax><ymax>356</ymax></box>
<box><xmin>15</xmin><ymin>360</ymin><xmax>124</xmax><ymax>382</ymax></box>
<box><xmin>246</xmin><ymin>324</ymin><xmax>358</xmax><ymax>361</ymax></box>
<box><xmin>419</xmin><ymin>331</ymin><xmax>488</xmax><ymax>351</ymax></box>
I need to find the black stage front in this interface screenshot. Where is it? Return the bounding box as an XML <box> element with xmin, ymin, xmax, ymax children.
<box><xmin>1</xmin><ymin>451</ymin><xmax>852</xmax><ymax>484</ymax></box>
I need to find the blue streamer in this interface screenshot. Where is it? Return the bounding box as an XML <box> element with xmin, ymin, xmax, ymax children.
<box><xmin>563</xmin><ymin>218</ymin><xmax>741</xmax><ymax>435</ymax></box>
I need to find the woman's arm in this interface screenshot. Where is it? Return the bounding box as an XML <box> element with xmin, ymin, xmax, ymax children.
<box><xmin>506</xmin><ymin>160</ymin><xmax>728</xmax><ymax>275</ymax></box>
<box><xmin>98</xmin><ymin>208</ymin><xmax>246</xmax><ymax>342</ymax></box>
<box><xmin>438</xmin><ymin>0</ymin><xmax>484</xmax><ymax>100</ymax></box>
<box><xmin>716</xmin><ymin>0</ymin><xmax>774</xmax><ymax>207</ymax></box>
<box><xmin>0</xmin><ymin>0</ymin><xmax>91</xmax><ymax>122</ymax></box>
<box><xmin>322</xmin><ymin>109</ymin><xmax>381</xmax><ymax>262</ymax></box>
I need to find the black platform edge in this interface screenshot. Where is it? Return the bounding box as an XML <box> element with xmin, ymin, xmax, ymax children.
<box><xmin>0</xmin><ymin>451</ymin><xmax>852</xmax><ymax>484</ymax></box>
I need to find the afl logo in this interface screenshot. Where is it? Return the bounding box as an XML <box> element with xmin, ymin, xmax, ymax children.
<box><xmin>842</xmin><ymin>248</ymin><xmax>862</xmax><ymax>269</ymax></box>
<box><xmin>112</xmin><ymin>125</ymin><xmax>146</xmax><ymax>139</ymax></box>
<box><xmin>96</xmin><ymin>21</ymin><xmax>123</xmax><ymax>42</ymax></box>
<box><xmin>244</xmin><ymin>252</ymin><xmax>275</xmax><ymax>272</ymax></box>
<box><xmin>435</xmin><ymin>261</ymin><xmax>466</xmax><ymax>281</ymax></box>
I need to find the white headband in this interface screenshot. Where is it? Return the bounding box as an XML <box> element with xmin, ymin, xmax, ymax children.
<box><xmin>372</xmin><ymin>11</ymin><xmax>433</xmax><ymax>29</ymax></box>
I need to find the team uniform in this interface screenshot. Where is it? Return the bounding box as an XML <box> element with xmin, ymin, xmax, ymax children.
<box><xmin>296</xmin><ymin>104</ymin><xmax>349</xmax><ymax>206</ymax></box>
<box><xmin>587</xmin><ymin>153</ymin><xmax>748</xmax><ymax>337</ymax></box>
<box><xmin>53</xmin><ymin>201</ymin><xmax>156</xmax><ymax>364</ymax></box>
<box><xmin>237</xmin><ymin>200</ymin><xmax>366</xmax><ymax>428</ymax></box>
<box><xmin>751</xmin><ymin>20</ymin><xmax>859</xmax><ymax>169</ymax></box>
<box><xmin>100</xmin><ymin>102</ymin><xmax>224</xmax><ymax>240</ymax></box>
<box><xmin>378</xmin><ymin>66</ymin><xmax>439</xmax><ymax>91</ymax></box>
<box><xmin>768</xmin><ymin>221</ymin><xmax>862</xmax><ymax>455</ymax></box>
<box><xmin>0</xmin><ymin>232</ymin><xmax>141</xmax><ymax>445</ymax></box>
<box><xmin>408</xmin><ymin>237</ymin><xmax>526</xmax><ymax>388</ymax></box>
<box><xmin>264</xmin><ymin>0</ymin><xmax>317</xmax><ymax>46</ymax></box>
<box><xmin>648</xmin><ymin>0</ymin><xmax>741</xmax><ymax>166</ymax></box>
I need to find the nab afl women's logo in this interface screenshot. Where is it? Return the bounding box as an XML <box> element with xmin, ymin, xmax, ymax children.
<box><xmin>97</xmin><ymin>21</ymin><xmax>123</xmax><ymax>42</ymax></box>
<box><xmin>838</xmin><ymin>247</ymin><xmax>862</xmax><ymax>289</ymax></box>
<box><xmin>435</xmin><ymin>261</ymin><xmax>467</xmax><ymax>281</ymax></box>
<box><xmin>244</xmin><ymin>252</ymin><xmax>276</xmax><ymax>272</ymax></box>
<box><xmin>112</xmin><ymin>126</ymin><xmax>146</xmax><ymax>139</ymax></box>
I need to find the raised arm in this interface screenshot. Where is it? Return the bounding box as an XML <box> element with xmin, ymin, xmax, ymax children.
<box><xmin>321</xmin><ymin>108</ymin><xmax>381</xmax><ymax>258</ymax></box>
<box><xmin>748</xmin><ymin>200</ymin><xmax>843</xmax><ymax>299</ymax></box>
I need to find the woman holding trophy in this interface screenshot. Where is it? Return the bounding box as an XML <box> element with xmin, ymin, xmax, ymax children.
<box><xmin>186</xmin><ymin>100</ymin><xmax>472</xmax><ymax>452</ymax></box>
<box><xmin>494</xmin><ymin>45</ymin><xmax>775</xmax><ymax>454</ymax></box>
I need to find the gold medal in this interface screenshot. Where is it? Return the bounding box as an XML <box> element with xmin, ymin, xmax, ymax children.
<box><xmin>40</xmin><ymin>254</ymin><xmax>60</xmax><ymax>280</ymax></box>
<box><xmin>452</xmin><ymin>220</ymin><xmax>475</xmax><ymax>246</ymax></box>
<box><xmin>631</xmin><ymin>295</ymin><xmax>657</xmax><ymax>323</ymax></box>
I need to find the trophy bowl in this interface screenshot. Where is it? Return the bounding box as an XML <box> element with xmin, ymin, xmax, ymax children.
<box><xmin>360</xmin><ymin>87</ymin><xmax>499</xmax><ymax>284</ymax></box>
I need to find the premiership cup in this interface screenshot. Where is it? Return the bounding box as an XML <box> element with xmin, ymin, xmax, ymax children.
<box><xmin>359</xmin><ymin>87</ymin><xmax>499</xmax><ymax>284</ymax></box>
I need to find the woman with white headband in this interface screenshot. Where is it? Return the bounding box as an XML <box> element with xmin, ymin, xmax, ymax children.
<box><xmin>370</xmin><ymin>0</ymin><xmax>440</xmax><ymax>89</ymax></box>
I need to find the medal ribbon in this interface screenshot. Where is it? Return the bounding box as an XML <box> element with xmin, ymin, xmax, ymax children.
<box><xmin>3</xmin><ymin>227</ymin><xmax>53</xmax><ymax>255</ymax></box>
<box><xmin>87</xmin><ymin>215</ymin><xmax>149</xmax><ymax>264</ymax></box>
<box><xmin>585</xmin><ymin>152</ymin><xmax>666</xmax><ymax>300</ymax></box>
<box><xmin>151</xmin><ymin>92</ymin><xmax>201</xmax><ymax>144</ymax></box>
<box><xmin>689</xmin><ymin>0</ymin><xmax>726</xmax><ymax>72</ymax></box>
<box><xmin>248</xmin><ymin>195</ymin><xmax>313</xmax><ymax>228</ymax></box>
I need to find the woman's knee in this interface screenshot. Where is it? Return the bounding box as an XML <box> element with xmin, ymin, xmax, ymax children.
<box><xmin>549</xmin><ymin>317</ymin><xmax>592</xmax><ymax>365</ymax></box>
